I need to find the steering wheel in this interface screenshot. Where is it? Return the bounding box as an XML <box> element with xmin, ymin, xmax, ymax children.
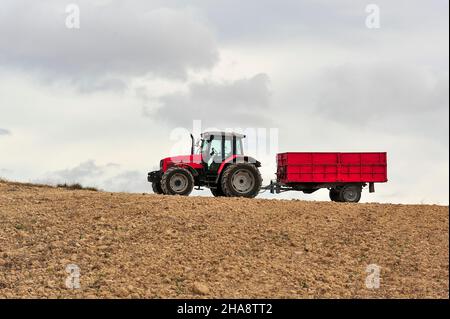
<box><xmin>210</xmin><ymin>147</ymin><xmax>222</xmax><ymax>164</ymax></box>
<box><xmin>210</xmin><ymin>147</ymin><xmax>218</xmax><ymax>156</ymax></box>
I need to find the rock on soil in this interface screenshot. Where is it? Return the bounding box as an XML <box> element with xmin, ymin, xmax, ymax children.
<box><xmin>0</xmin><ymin>180</ymin><xmax>448</xmax><ymax>298</ymax></box>
<box><xmin>192</xmin><ymin>282</ymin><xmax>210</xmax><ymax>295</ymax></box>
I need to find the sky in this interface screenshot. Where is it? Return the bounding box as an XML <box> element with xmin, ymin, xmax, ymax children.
<box><xmin>0</xmin><ymin>0</ymin><xmax>448</xmax><ymax>204</ymax></box>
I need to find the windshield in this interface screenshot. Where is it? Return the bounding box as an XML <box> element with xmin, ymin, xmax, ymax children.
<box><xmin>200</xmin><ymin>138</ymin><xmax>219</xmax><ymax>157</ymax></box>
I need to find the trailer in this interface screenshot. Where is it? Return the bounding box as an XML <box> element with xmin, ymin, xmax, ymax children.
<box><xmin>267</xmin><ymin>152</ymin><xmax>388</xmax><ymax>202</ymax></box>
<box><xmin>148</xmin><ymin>132</ymin><xmax>388</xmax><ymax>203</ymax></box>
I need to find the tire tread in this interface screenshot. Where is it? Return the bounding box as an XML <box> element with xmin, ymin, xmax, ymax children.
<box><xmin>220</xmin><ymin>163</ymin><xmax>262</xmax><ymax>198</ymax></box>
<box><xmin>161</xmin><ymin>166</ymin><xmax>194</xmax><ymax>196</ymax></box>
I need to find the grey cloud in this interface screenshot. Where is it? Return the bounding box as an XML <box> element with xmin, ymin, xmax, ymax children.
<box><xmin>193</xmin><ymin>0</ymin><xmax>448</xmax><ymax>44</ymax></box>
<box><xmin>0</xmin><ymin>128</ymin><xmax>11</xmax><ymax>135</ymax></box>
<box><xmin>40</xmin><ymin>160</ymin><xmax>108</xmax><ymax>184</ymax></box>
<box><xmin>311</xmin><ymin>63</ymin><xmax>449</xmax><ymax>143</ymax></box>
<box><xmin>191</xmin><ymin>0</ymin><xmax>354</xmax><ymax>42</ymax></box>
<box><xmin>36</xmin><ymin>160</ymin><xmax>150</xmax><ymax>193</ymax></box>
<box><xmin>0</xmin><ymin>0</ymin><xmax>218</xmax><ymax>88</ymax></box>
<box><xmin>76</xmin><ymin>78</ymin><xmax>128</xmax><ymax>94</ymax></box>
<box><xmin>103</xmin><ymin>170</ymin><xmax>149</xmax><ymax>193</ymax></box>
<box><xmin>150</xmin><ymin>73</ymin><xmax>273</xmax><ymax>127</ymax></box>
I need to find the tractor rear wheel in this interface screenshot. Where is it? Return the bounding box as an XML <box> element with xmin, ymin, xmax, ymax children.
<box><xmin>160</xmin><ymin>167</ymin><xmax>194</xmax><ymax>196</ymax></box>
<box><xmin>339</xmin><ymin>185</ymin><xmax>362</xmax><ymax>203</ymax></box>
<box><xmin>220</xmin><ymin>163</ymin><xmax>262</xmax><ymax>198</ymax></box>
<box><xmin>152</xmin><ymin>180</ymin><xmax>164</xmax><ymax>194</ymax></box>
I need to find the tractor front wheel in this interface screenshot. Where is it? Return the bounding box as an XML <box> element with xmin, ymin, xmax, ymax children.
<box><xmin>160</xmin><ymin>167</ymin><xmax>194</xmax><ymax>196</ymax></box>
<box><xmin>220</xmin><ymin>163</ymin><xmax>262</xmax><ymax>198</ymax></box>
<box><xmin>152</xmin><ymin>179</ymin><xmax>164</xmax><ymax>194</ymax></box>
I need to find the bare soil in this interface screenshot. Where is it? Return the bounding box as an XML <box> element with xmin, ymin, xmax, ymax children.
<box><xmin>0</xmin><ymin>180</ymin><xmax>448</xmax><ymax>298</ymax></box>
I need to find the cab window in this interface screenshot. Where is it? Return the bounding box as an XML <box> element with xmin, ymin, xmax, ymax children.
<box><xmin>224</xmin><ymin>139</ymin><xmax>232</xmax><ymax>158</ymax></box>
<box><xmin>235</xmin><ymin>138</ymin><xmax>243</xmax><ymax>155</ymax></box>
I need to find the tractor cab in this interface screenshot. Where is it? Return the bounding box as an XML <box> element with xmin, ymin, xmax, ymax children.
<box><xmin>148</xmin><ymin>131</ymin><xmax>262</xmax><ymax>198</ymax></box>
<box><xmin>197</xmin><ymin>131</ymin><xmax>245</xmax><ymax>171</ymax></box>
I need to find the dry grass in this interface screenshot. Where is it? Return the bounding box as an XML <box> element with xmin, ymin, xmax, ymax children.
<box><xmin>0</xmin><ymin>177</ymin><xmax>51</xmax><ymax>189</ymax></box>
<box><xmin>56</xmin><ymin>183</ymin><xmax>98</xmax><ymax>192</ymax></box>
<box><xmin>0</xmin><ymin>179</ymin><xmax>448</xmax><ymax>299</ymax></box>
<box><xmin>0</xmin><ymin>178</ymin><xmax>97</xmax><ymax>191</ymax></box>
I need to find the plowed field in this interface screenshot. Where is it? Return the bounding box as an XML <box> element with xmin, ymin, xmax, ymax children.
<box><xmin>0</xmin><ymin>180</ymin><xmax>448</xmax><ymax>298</ymax></box>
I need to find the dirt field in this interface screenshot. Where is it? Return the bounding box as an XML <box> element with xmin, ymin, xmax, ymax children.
<box><xmin>0</xmin><ymin>180</ymin><xmax>448</xmax><ymax>299</ymax></box>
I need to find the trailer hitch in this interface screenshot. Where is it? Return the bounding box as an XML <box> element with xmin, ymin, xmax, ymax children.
<box><xmin>260</xmin><ymin>180</ymin><xmax>282</xmax><ymax>194</ymax></box>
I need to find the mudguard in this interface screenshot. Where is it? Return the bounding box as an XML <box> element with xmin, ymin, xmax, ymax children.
<box><xmin>217</xmin><ymin>155</ymin><xmax>261</xmax><ymax>176</ymax></box>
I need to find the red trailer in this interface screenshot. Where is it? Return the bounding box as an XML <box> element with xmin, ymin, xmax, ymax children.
<box><xmin>269</xmin><ymin>152</ymin><xmax>388</xmax><ymax>202</ymax></box>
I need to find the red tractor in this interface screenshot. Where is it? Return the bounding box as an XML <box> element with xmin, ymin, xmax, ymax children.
<box><xmin>148</xmin><ymin>132</ymin><xmax>262</xmax><ymax>198</ymax></box>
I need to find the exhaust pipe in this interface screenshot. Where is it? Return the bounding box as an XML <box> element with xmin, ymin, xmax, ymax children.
<box><xmin>190</xmin><ymin>133</ymin><xmax>194</xmax><ymax>155</ymax></box>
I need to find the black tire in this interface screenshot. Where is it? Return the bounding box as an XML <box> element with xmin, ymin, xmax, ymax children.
<box><xmin>160</xmin><ymin>167</ymin><xmax>194</xmax><ymax>196</ymax></box>
<box><xmin>329</xmin><ymin>189</ymin><xmax>341</xmax><ymax>202</ymax></box>
<box><xmin>339</xmin><ymin>185</ymin><xmax>362</xmax><ymax>203</ymax></box>
<box><xmin>152</xmin><ymin>180</ymin><xmax>164</xmax><ymax>194</ymax></box>
<box><xmin>210</xmin><ymin>184</ymin><xmax>225</xmax><ymax>197</ymax></box>
<box><xmin>220</xmin><ymin>163</ymin><xmax>262</xmax><ymax>198</ymax></box>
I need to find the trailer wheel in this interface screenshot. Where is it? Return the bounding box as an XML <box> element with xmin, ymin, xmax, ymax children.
<box><xmin>160</xmin><ymin>167</ymin><xmax>194</xmax><ymax>196</ymax></box>
<box><xmin>339</xmin><ymin>185</ymin><xmax>362</xmax><ymax>203</ymax></box>
<box><xmin>329</xmin><ymin>189</ymin><xmax>341</xmax><ymax>202</ymax></box>
<box><xmin>221</xmin><ymin>163</ymin><xmax>262</xmax><ymax>198</ymax></box>
<box><xmin>152</xmin><ymin>180</ymin><xmax>164</xmax><ymax>194</ymax></box>
<box><xmin>210</xmin><ymin>184</ymin><xmax>225</xmax><ymax>197</ymax></box>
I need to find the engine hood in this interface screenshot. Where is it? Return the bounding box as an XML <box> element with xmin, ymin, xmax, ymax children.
<box><xmin>163</xmin><ymin>154</ymin><xmax>202</xmax><ymax>163</ymax></box>
<box><xmin>161</xmin><ymin>154</ymin><xmax>203</xmax><ymax>171</ymax></box>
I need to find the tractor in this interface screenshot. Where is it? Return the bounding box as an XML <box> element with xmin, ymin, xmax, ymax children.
<box><xmin>148</xmin><ymin>132</ymin><xmax>262</xmax><ymax>197</ymax></box>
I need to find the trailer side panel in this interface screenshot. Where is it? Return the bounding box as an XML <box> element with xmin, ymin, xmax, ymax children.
<box><xmin>277</xmin><ymin>152</ymin><xmax>387</xmax><ymax>184</ymax></box>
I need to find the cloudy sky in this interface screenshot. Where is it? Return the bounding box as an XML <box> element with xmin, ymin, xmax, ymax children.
<box><xmin>0</xmin><ymin>0</ymin><xmax>448</xmax><ymax>204</ymax></box>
